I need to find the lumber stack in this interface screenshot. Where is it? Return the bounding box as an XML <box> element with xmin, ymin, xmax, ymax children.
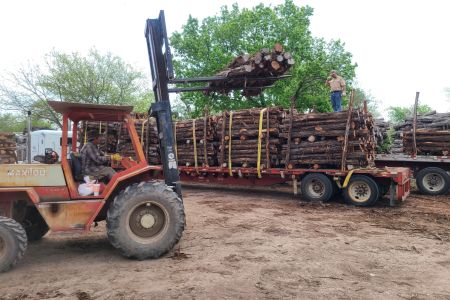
<box><xmin>217</xmin><ymin>107</ymin><xmax>283</xmax><ymax>168</ymax></box>
<box><xmin>0</xmin><ymin>133</ymin><xmax>17</xmax><ymax>164</ymax></box>
<box><xmin>174</xmin><ymin>117</ymin><xmax>216</xmax><ymax>167</ymax></box>
<box><xmin>208</xmin><ymin>44</ymin><xmax>295</xmax><ymax>97</ymax></box>
<box><xmin>280</xmin><ymin>109</ymin><xmax>376</xmax><ymax>169</ymax></box>
<box><xmin>392</xmin><ymin>111</ymin><xmax>450</xmax><ymax>155</ymax></box>
<box><xmin>79</xmin><ymin>121</ymin><xmax>119</xmax><ymax>154</ymax></box>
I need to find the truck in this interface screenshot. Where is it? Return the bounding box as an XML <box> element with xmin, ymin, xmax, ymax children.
<box><xmin>0</xmin><ymin>10</ymin><xmax>412</xmax><ymax>273</ymax></box>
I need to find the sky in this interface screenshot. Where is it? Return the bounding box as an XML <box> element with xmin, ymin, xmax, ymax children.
<box><xmin>0</xmin><ymin>0</ymin><xmax>449</xmax><ymax>117</ymax></box>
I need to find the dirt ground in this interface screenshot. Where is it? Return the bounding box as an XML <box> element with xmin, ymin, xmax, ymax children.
<box><xmin>1</xmin><ymin>186</ymin><xmax>450</xmax><ymax>300</ymax></box>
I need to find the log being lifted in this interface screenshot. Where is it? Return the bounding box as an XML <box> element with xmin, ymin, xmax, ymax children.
<box><xmin>207</xmin><ymin>43</ymin><xmax>294</xmax><ymax>96</ymax></box>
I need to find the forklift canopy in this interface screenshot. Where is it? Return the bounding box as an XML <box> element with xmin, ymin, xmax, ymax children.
<box><xmin>47</xmin><ymin>101</ymin><xmax>134</xmax><ymax>122</ymax></box>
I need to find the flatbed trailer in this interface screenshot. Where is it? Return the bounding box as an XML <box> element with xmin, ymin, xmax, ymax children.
<box><xmin>375</xmin><ymin>154</ymin><xmax>450</xmax><ymax>196</ymax></box>
<box><xmin>149</xmin><ymin>165</ymin><xmax>411</xmax><ymax>207</ymax></box>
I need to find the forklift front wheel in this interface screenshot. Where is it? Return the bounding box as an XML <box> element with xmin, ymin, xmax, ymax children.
<box><xmin>106</xmin><ymin>181</ymin><xmax>185</xmax><ymax>260</ymax></box>
<box><xmin>0</xmin><ymin>216</ymin><xmax>28</xmax><ymax>272</ymax></box>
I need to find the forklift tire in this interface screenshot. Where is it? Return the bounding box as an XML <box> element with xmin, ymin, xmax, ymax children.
<box><xmin>23</xmin><ymin>206</ymin><xmax>49</xmax><ymax>242</ymax></box>
<box><xmin>0</xmin><ymin>216</ymin><xmax>28</xmax><ymax>272</ymax></box>
<box><xmin>416</xmin><ymin>167</ymin><xmax>450</xmax><ymax>196</ymax></box>
<box><xmin>343</xmin><ymin>175</ymin><xmax>379</xmax><ymax>207</ymax></box>
<box><xmin>300</xmin><ymin>173</ymin><xmax>334</xmax><ymax>202</ymax></box>
<box><xmin>106</xmin><ymin>181</ymin><xmax>185</xmax><ymax>260</ymax></box>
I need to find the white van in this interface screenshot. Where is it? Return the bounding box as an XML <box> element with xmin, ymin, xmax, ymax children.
<box><xmin>30</xmin><ymin>130</ymin><xmax>73</xmax><ymax>162</ymax></box>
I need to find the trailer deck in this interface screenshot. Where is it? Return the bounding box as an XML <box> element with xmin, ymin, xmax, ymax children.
<box><xmin>149</xmin><ymin>165</ymin><xmax>411</xmax><ymax>206</ymax></box>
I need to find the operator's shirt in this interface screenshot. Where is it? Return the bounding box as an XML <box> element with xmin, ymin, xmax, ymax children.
<box><xmin>328</xmin><ymin>76</ymin><xmax>346</xmax><ymax>92</ymax></box>
<box><xmin>80</xmin><ymin>142</ymin><xmax>109</xmax><ymax>175</ymax></box>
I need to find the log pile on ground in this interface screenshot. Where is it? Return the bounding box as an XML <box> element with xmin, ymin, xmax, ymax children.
<box><xmin>217</xmin><ymin>107</ymin><xmax>284</xmax><ymax>168</ymax></box>
<box><xmin>208</xmin><ymin>43</ymin><xmax>294</xmax><ymax>97</ymax></box>
<box><xmin>174</xmin><ymin>117</ymin><xmax>216</xmax><ymax>167</ymax></box>
<box><xmin>0</xmin><ymin>133</ymin><xmax>17</xmax><ymax>164</ymax></box>
<box><xmin>392</xmin><ymin>111</ymin><xmax>450</xmax><ymax>155</ymax></box>
<box><xmin>280</xmin><ymin>109</ymin><xmax>376</xmax><ymax>169</ymax></box>
<box><xmin>79</xmin><ymin>122</ymin><xmax>119</xmax><ymax>153</ymax></box>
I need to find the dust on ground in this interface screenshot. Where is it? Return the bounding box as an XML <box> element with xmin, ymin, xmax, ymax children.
<box><xmin>1</xmin><ymin>187</ymin><xmax>449</xmax><ymax>300</ymax></box>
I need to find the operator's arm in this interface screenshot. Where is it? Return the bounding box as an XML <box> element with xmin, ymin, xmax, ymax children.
<box><xmin>84</xmin><ymin>143</ymin><xmax>109</xmax><ymax>165</ymax></box>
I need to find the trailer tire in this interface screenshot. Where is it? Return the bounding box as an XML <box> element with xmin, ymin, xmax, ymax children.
<box><xmin>416</xmin><ymin>167</ymin><xmax>450</xmax><ymax>195</ymax></box>
<box><xmin>0</xmin><ymin>216</ymin><xmax>27</xmax><ymax>272</ymax></box>
<box><xmin>343</xmin><ymin>175</ymin><xmax>379</xmax><ymax>206</ymax></box>
<box><xmin>23</xmin><ymin>206</ymin><xmax>49</xmax><ymax>242</ymax></box>
<box><xmin>300</xmin><ymin>173</ymin><xmax>334</xmax><ymax>202</ymax></box>
<box><xmin>107</xmin><ymin>181</ymin><xmax>185</xmax><ymax>260</ymax></box>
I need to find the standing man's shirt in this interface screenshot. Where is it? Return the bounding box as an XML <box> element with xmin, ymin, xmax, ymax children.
<box><xmin>80</xmin><ymin>142</ymin><xmax>109</xmax><ymax>175</ymax></box>
<box><xmin>327</xmin><ymin>76</ymin><xmax>346</xmax><ymax>92</ymax></box>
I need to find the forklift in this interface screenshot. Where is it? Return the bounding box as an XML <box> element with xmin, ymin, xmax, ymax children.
<box><xmin>0</xmin><ymin>10</ymin><xmax>283</xmax><ymax>272</ymax></box>
<box><xmin>0</xmin><ymin>12</ymin><xmax>186</xmax><ymax>272</ymax></box>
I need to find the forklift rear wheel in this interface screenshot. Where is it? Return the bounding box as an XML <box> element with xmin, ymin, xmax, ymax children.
<box><xmin>343</xmin><ymin>175</ymin><xmax>379</xmax><ymax>206</ymax></box>
<box><xmin>300</xmin><ymin>173</ymin><xmax>334</xmax><ymax>202</ymax></box>
<box><xmin>416</xmin><ymin>167</ymin><xmax>450</xmax><ymax>196</ymax></box>
<box><xmin>0</xmin><ymin>216</ymin><xmax>28</xmax><ymax>272</ymax></box>
<box><xmin>106</xmin><ymin>181</ymin><xmax>185</xmax><ymax>260</ymax></box>
<box><xmin>23</xmin><ymin>206</ymin><xmax>49</xmax><ymax>242</ymax></box>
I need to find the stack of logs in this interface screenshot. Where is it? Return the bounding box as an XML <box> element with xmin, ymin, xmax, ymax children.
<box><xmin>79</xmin><ymin>118</ymin><xmax>161</xmax><ymax>164</ymax></box>
<box><xmin>208</xmin><ymin>44</ymin><xmax>295</xmax><ymax>97</ymax></box>
<box><xmin>217</xmin><ymin>107</ymin><xmax>284</xmax><ymax>168</ymax></box>
<box><xmin>77</xmin><ymin>107</ymin><xmax>378</xmax><ymax>170</ymax></box>
<box><xmin>0</xmin><ymin>132</ymin><xmax>17</xmax><ymax>164</ymax></box>
<box><xmin>393</xmin><ymin>111</ymin><xmax>450</xmax><ymax>155</ymax></box>
<box><xmin>280</xmin><ymin>109</ymin><xmax>376</xmax><ymax>169</ymax></box>
<box><xmin>374</xmin><ymin>118</ymin><xmax>390</xmax><ymax>153</ymax></box>
<box><xmin>174</xmin><ymin>117</ymin><xmax>216</xmax><ymax>167</ymax></box>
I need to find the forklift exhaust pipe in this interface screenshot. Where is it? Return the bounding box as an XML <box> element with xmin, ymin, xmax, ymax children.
<box><xmin>27</xmin><ymin>110</ymin><xmax>32</xmax><ymax>163</ymax></box>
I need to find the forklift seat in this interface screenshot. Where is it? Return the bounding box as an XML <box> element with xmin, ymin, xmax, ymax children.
<box><xmin>70</xmin><ymin>152</ymin><xmax>83</xmax><ymax>181</ymax></box>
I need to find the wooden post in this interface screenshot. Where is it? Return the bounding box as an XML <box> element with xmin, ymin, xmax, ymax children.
<box><xmin>203</xmin><ymin>107</ymin><xmax>209</xmax><ymax>166</ymax></box>
<box><xmin>219</xmin><ymin>111</ymin><xmax>227</xmax><ymax>166</ymax></box>
<box><xmin>341</xmin><ymin>90</ymin><xmax>354</xmax><ymax>171</ymax></box>
<box><xmin>265</xmin><ymin>107</ymin><xmax>270</xmax><ymax>168</ymax></box>
<box><xmin>412</xmin><ymin>92</ymin><xmax>420</xmax><ymax>156</ymax></box>
<box><xmin>285</xmin><ymin>97</ymin><xmax>295</xmax><ymax>169</ymax></box>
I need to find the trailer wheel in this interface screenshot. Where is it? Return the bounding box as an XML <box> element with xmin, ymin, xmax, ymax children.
<box><xmin>300</xmin><ymin>173</ymin><xmax>334</xmax><ymax>202</ymax></box>
<box><xmin>343</xmin><ymin>175</ymin><xmax>379</xmax><ymax>206</ymax></box>
<box><xmin>416</xmin><ymin>167</ymin><xmax>450</xmax><ymax>196</ymax></box>
<box><xmin>0</xmin><ymin>216</ymin><xmax>27</xmax><ymax>272</ymax></box>
<box><xmin>23</xmin><ymin>206</ymin><xmax>49</xmax><ymax>242</ymax></box>
<box><xmin>107</xmin><ymin>181</ymin><xmax>185</xmax><ymax>260</ymax></box>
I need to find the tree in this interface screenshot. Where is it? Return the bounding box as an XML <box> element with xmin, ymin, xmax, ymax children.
<box><xmin>0</xmin><ymin>49</ymin><xmax>153</xmax><ymax>128</ymax></box>
<box><xmin>388</xmin><ymin>104</ymin><xmax>432</xmax><ymax>124</ymax></box>
<box><xmin>0</xmin><ymin>112</ymin><xmax>51</xmax><ymax>133</ymax></box>
<box><xmin>170</xmin><ymin>0</ymin><xmax>357</xmax><ymax>117</ymax></box>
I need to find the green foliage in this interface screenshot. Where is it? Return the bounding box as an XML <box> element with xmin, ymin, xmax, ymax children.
<box><xmin>170</xmin><ymin>0</ymin><xmax>357</xmax><ymax>117</ymax></box>
<box><xmin>1</xmin><ymin>49</ymin><xmax>152</xmax><ymax>128</ymax></box>
<box><xmin>388</xmin><ymin>104</ymin><xmax>432</xmax><ymax>124</ymax></box>
<box><xmin>352</xmin><ymin>87</ymin><xmax>380</xmax><ymax>117</ymax></box>
<box><xmin>0</xmin><ymin>113</ymin><xmax>52</xmax><ymax>133</ymax></box>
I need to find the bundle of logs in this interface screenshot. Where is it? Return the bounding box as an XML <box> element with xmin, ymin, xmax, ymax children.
<box><xmin>374</xmin><ymin>118</ymin><xmax>390</xmax><ymax>153</ymax></box>
<box><xmin>280</xmin><ymin>109</ymin><xmax>376</xmax><ymax>169</ymax></box>
<box><xmin>79</xmin><ymin>117</ymin><xmax>161</xmax><ymax>164</ymax></box>
<box><xmin>207</xmin><ymin>43</ymin><xmax>294</xmax><ymax>97</ymax></box>
<box><xmin>392</xmin><ymin>111</ymin><xmax>450</xmax><ymax>155</ymax></box>
<box><xmin>217</xmin><ymin>107</ymin><xmax>284</xmax><ymax>168</ymax></box>
<box><xmin>174</xmin><ymin>117</ymin><xmax>216</xmax><ymax>167</ymax></box>
<box><xmin>0</xmin><ymin>132</ymin><xmax>17</xmax><ymax>164</ymax></box>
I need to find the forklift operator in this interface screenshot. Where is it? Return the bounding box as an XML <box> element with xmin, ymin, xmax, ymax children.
<box><xmin>80</xmin><ymin>132</ymin><xmax>117</xmax><ymax>181</ymax></box>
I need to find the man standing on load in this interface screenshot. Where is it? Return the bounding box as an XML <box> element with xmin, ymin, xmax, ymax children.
<box><xmin>325</xmin><ymin>70</ymin><xmax>346</xmax><ymax>112</ymax></box>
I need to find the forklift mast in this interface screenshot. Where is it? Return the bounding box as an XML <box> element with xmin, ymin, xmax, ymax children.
<box><xmin>144</xmin><ymin>11</ymin><xmax>180</xmax><ymax>196</ymax></box>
